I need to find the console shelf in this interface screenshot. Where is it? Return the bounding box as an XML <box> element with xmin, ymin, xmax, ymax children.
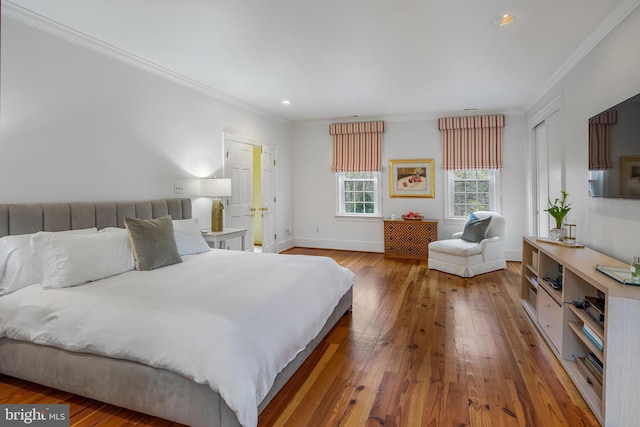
<box><xmin>520</xmin><ymin>236</ymin><xmax>640</xmax><ymax>426</ymax></box>
<box><xmin>567</xmin><ymin>321</ymin><xmax>603</xmax><ymax>361</ymax></box>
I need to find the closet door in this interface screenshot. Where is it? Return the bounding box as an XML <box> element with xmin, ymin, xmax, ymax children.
<box><xmin>535</xmin><ymin>109</ymin><xmax>562</xmax><ymax>237</ymax></box>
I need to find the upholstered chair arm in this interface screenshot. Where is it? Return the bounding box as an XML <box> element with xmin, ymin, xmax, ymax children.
<box><xmin>480</xmin><ymin>236</ymin><xmax>505</xmax><ymax>262</ymax></box>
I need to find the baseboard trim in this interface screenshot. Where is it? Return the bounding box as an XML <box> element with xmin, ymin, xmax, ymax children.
<box><xmin>505</xmin><ymin>249</ymin><xmax>522</xmax><ymax>262</ymax></box>
<box><xmin>294</xmin><ymin>237</ymin><xmax>383</xmax><ymax>253</ymax></box>
<box><xmin>277</xmin><ymin>238</ymin><xmax>295</xmax><ymax>253</ymax></box>
<box><xmin>293</xmin><ymin>237</ymin><xmax>522</xmax><ymax>261</ymax></box>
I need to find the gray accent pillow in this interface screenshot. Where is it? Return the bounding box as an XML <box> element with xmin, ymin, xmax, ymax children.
<box><xmin>461</xmin><ymin>216</ymin><xmax>492</xmax><ymax>242</ymax></box>
<box><xmin>124</xmin><ymin>215</ymin><xmax>182</xmax><ymax>271</ymax></box>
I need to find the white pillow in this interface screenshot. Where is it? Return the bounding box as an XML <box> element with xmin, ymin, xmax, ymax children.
<box><xmin>31</xmin><ymin>228</ymin><xmax>134</xmax><ymax>289</ymax></box>
<box><xmin>0</xmin><ymin>234</ymin><xmax>39</xmax><ymax>295</ymax></box>
<box><xmin>99</xmin><ymin>227</ymin><xmax>124</xmax><ymax>233</ymax></box>
<box><xmin>173</xmin><ymin>218</ymin><xmax>211</xmax><ymax>256</ymax></box>
<box><xmin>0</xmin><ymin>227</ymin><xmax>97</xmax><ymax>295</ymax></box>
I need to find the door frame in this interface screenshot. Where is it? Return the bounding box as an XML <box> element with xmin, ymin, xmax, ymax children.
<box><xmin>260</xmin><ymin>144</ymin><xmax>277</xmax><ymax>253</ymax></box>
<box><xmin>223</xmin><ymin>132</ymin><xmax>277</xmax><ymax>252</ymax></box>
<box><xmin>527</xmin><ymin>96</ymin><xmax>561</xmax><ymax>237</ymax></box>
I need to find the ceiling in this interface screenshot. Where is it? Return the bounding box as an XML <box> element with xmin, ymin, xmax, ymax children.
<box><xmin>3</xmin><ymin>0</ymin><xmax>634</xmax><ymax>121</ymax></box>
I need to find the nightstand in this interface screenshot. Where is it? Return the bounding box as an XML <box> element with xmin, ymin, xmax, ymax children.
<box><xmin>201</xmin><ymin>228</ymin><xmax>247</xmax><ymax>250</ymax></box>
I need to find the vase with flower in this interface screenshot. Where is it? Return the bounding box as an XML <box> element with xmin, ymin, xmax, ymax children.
<box><xmin>545</xmin><ymin>190</ymin><xmax>571</xmax><ymax>241</ymax></box>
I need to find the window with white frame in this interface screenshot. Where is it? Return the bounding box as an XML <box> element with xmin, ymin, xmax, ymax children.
<box><xmin>336</xmin><ymin>172</ymin><xmax>381</xmax><ymax>216</ymax></box>
<box><xmin>445</xmin><ymin>169</ymin><xmax>500</xmax><ymax>220</ymax></box>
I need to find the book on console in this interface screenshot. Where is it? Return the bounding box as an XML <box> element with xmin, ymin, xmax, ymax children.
<box><xmin>582</xmin><ymin>324</ymin><xmax>603</xmax><ymax>350</ymax></box>
<box><xmin>582</xmin><ymin>356</ymin><xmax>604</xmax><ymax>382</ymax></box>
<box><xmin>585</xmin><ymin>305</ymin><xmax>605</xmax><ymax>328</ymax></box>
<box><xmin>587</xmin><ymin>352</ymin><xmax>604</xmax><ymax>374</ymax></box>
<box><xmin>585</xmin><ymin>296</ymin><xmax>605</xmax><ymax>313</ymax></box>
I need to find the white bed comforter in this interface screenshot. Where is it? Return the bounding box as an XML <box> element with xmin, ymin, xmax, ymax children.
<box><xmin>0</xmin><ymin>250</ymin><xmax>355</xmax><ymax>427</ymax></box>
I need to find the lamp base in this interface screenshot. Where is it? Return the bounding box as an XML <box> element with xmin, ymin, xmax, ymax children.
<box><xmin>211</xmin><ymin>199</ymin><xmax>224</xmax><ymax>232</ymax></box>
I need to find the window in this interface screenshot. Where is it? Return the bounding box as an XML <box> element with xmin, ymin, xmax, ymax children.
<box><xmin>445</xmin><ymin>169</ymin><xmax>500</xmax><ymax>220</ymax></box>
<box><xmin>337</xmin><ymin>172</ymin><xmax>381</xmax><ymax>217</ymax></box>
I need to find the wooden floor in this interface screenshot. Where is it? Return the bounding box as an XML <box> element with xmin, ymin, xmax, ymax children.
<box><xmin>0</xmin><ymin>248</ymin><xmax>599</xmax><ymax>427</ymax></box>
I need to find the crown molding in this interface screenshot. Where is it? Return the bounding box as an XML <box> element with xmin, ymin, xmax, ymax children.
<box><xmin>1</xmin><ymin>1</ymin><xmax>289</xmax><ymax>124</ymax></box>
<box><xmin>525</xmin><ymin>0</ymin><xmax>640</xmax><ymax>112</ymax></box>
<box><xmin>294</xmin><ymin>108</ymin><xmax>524</xmax><ymax>127</ymax></box>
<box><xmin>528</xmin><ymin>96</ymin><xmax>562</xmax><ymax>129</ymax></box>
<box><xmin>6</xmin><ymin>0</ymin><xmax>634</xmax><ymax>124</ymax></box>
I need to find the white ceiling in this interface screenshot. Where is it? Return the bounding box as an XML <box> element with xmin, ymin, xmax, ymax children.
<box><xmin>4</xmin><ymin>0</ymin><xmax>636</xmax><ymax>121</ymax></box>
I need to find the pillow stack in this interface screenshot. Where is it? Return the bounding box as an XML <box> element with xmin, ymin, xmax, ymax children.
<box><xmin>0</xmin><ymin>216</ymin><xmax>211</xmax><ymax>293</ymax></box>
<box><xmin>0</xmin><ymin>227</ymin><xmax>97</xmax><ymax>295</ymax></box>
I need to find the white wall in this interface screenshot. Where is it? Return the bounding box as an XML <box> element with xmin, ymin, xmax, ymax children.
<box><xmin>527</xmin><ymin>6</ymin><xmax>640</xmax><ymax>263</ymax></box>
<box><xmin>0</xmin><ymin>17</ymin><xmax>294</xmax><ymax>251</ymax></box>
<box><xmin>292</xmin><ymin>115</ymin><xmax>527</xmax><ymax>260</ymax></box>
<box><xmin>19</xmin><ymin>1</ymin><xmax>640</xmax><ymax>263</ymax></box>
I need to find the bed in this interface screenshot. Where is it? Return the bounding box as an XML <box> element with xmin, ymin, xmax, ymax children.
<box><xmin>0</xmin><ymin>198</ymin><xmax>354</xmax><ymax>427</ymax></box>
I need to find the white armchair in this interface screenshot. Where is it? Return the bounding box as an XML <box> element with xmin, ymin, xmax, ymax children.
<box><xmin>428</xmin><ymin>211</ymin><xmax>506</xmax><ymax>277</ymax></box>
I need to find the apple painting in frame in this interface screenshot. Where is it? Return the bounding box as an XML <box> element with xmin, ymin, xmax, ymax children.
<box><xmin>389</xmin><ymin>159</ymin><xmax>435</xmax><ymax>198</ymax></box>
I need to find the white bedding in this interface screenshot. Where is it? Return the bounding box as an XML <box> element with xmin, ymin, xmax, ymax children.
<box><xmin>0</xmin><ymin>249</ymin><xmax>355</xmax><ymax>427</ymax></box>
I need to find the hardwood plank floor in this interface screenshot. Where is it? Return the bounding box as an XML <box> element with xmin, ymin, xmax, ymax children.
<box><xmin>0</xmin><ymin>248</ymin><xmax>599</xmax><ymax>427</ymax></box>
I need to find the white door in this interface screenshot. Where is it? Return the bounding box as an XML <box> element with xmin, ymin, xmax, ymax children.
<box><xmin>261</xmin><ymin>145</ymin><xmax>277</xmax><ymax>253</ymax></box>
<box><xmin>535</xmin><ymin>110</ymin><xmax>562</xmax><ymax>237</ymax></box>
<box><xmin>224</xmin><ymin>137</ymin><xmax>254</xmax><ymax>250</ymax></box>
<box><xmin>535</xmin><ymin>122</ymin><xmax>550</xmax><ymax>237</ymax></box>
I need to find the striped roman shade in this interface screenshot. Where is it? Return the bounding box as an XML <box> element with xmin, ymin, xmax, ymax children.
<box><xmin>438</xmin><ymin>115</ymin><xmax>505</xmax><ymax>170</ymax></box>
<box><xmin>588</xmin><ymin>111</ymin><xmax>617</xmax><ymax>170</ymax></box>
<box><xmin>330</xmin><ymin>121</ymin><xmax>385</xmax><ymax>172</ymax></box>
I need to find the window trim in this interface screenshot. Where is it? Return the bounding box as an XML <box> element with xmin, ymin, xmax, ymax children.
<box><xmin>335</xmin><ymin>172</ymin><xmax>382</xmax><ymax>218</ymax></box>
<box><xmin>443</xmin><ymin>169</ymin><xmax>501</xmax><ymax>224</ymax></box>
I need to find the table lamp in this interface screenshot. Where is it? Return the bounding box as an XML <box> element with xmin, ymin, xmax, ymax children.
<box><xmin>200</xmin><ymin>178</ymin><xmax>232</xmax><ymax>232</ymax></box>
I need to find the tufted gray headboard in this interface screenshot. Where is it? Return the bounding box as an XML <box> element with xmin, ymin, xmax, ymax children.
<box><xmin>0</xmin><ymin>198</ymin><xmax>192</xmax><ymax>238</ymax></box>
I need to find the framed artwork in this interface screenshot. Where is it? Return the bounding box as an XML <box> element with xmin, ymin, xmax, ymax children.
<box><xmin>620</xmin><ymin>156</ymin><xmax>640</xmax><ymax>196</ymax></box>
<box><xmin>389</xmin><ymin>159</ymin><xmax>435</xmax><ymax>198</ymax></box>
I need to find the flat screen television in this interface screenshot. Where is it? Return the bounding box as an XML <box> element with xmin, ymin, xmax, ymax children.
<box><xmin>588</xmin><ymin>92</ymin><xmax>640</xmax><ymax>199</ymax></box>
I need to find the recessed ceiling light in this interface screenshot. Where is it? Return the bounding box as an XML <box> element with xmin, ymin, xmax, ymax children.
<box><xmin>281</xmin><ymin>99</ymin><xmax>292</xmax><ymax>106</ymax></box>
<box><xmin>493</xmin><ymin>14</ymin><xmax>515</xmax><ymax>26</ymax></box>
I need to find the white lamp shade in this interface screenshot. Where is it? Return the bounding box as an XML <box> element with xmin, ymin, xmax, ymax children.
<box><xmin>200</xmin><ymin>178</ymin><xmax>232</xmax><ymax>197</ymax></box>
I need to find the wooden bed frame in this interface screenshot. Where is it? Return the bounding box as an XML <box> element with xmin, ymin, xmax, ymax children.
<box><xmin>0</xmin><ymin>198</ymin><xmax>353</xmax><ymax>426</ymax></box>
